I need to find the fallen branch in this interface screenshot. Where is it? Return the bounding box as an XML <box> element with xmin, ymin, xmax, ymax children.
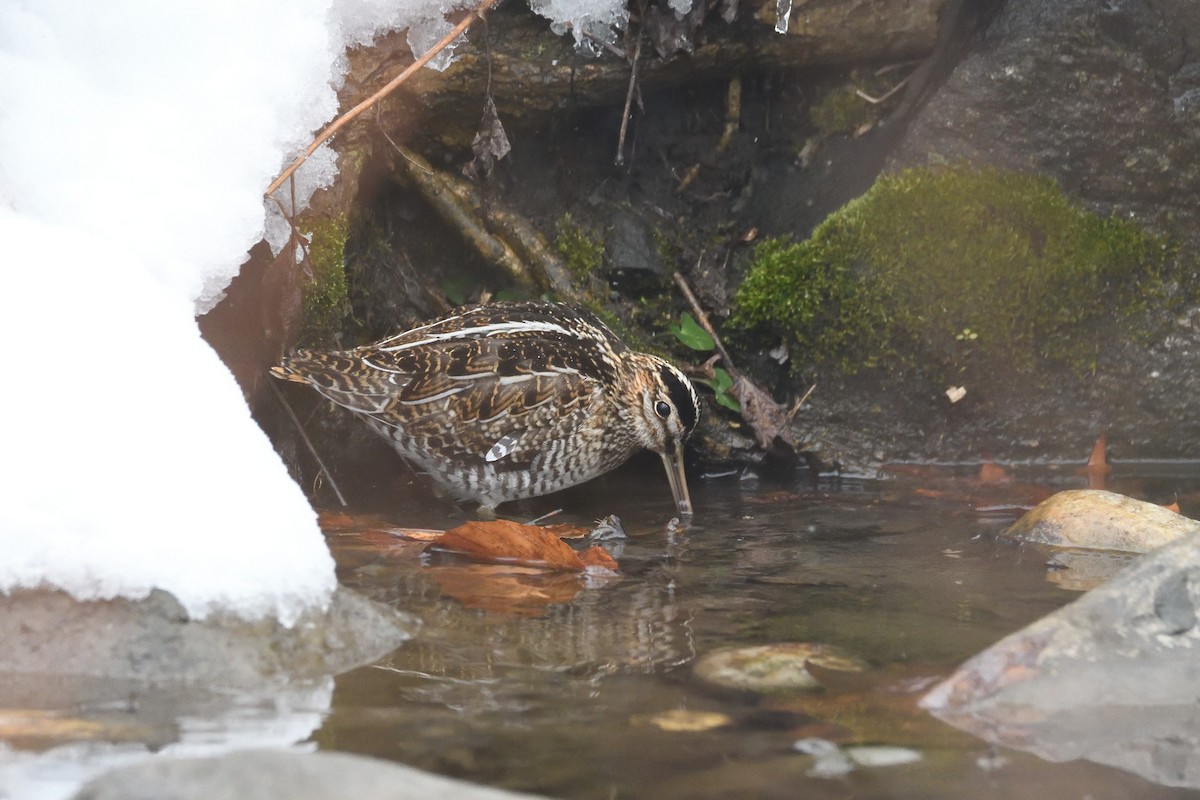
<box><xmin>265</xmin><ymin>0</ymin><xmax>500</xmax><ymax>198</ymax></box>
<box><xmin>385</xmin><ymin>137</ymin><xmax>590</xmax><ymax>301</ymax></box>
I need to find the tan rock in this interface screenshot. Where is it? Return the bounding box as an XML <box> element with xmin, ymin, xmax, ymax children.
<box><xmin>1003</xmin><ymin>489</ymin><xmax>1200</xmax><ymax>553</ymax></box>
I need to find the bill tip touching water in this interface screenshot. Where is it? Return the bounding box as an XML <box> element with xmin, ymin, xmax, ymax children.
<box><xmin>272</xmin><ymin>300</ymin><xmax>700</xmax><ymax>517</ymax></box>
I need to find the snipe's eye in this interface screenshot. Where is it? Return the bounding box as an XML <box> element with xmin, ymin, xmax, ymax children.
<box><xmin>654</xmin><ymin>400</ymin><xmax>672</xmax><ymax>419</ymax></box>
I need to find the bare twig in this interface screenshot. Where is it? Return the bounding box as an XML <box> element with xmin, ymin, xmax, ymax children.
<box><xmin>854</xmin><ymin>75</ymin><xmax>911</xmax><ymax>105</ymax></box>
<box><xmin>615</xmin><ymin>15</ymin><xmax>645</xmax><ymax>166</ymax></box>
<box><xmin>265</xmin><ymin>0</ymin><xmax>499</xmax><ymax>198</ymax></box>
<box><xmin>673</xmin><ymin>267</ymin><xmax>734</xmax><ymax>368</ymax></box>
<box><xmin>269</xmin><ymin>379</ymin><xmax>349</xmax><ymax>507</ymax></box>
<box><xmin>789</xmin><ymin>383</ymin><xmax>817</xmax><ymax>418</ymax></box>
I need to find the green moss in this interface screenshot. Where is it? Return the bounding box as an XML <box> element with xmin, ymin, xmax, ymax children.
<box><xmin>299</xmin><ymin>213</ymin><xmax>351</xmax><ymax>345</ymax></box>
<box><xmin>730</xmin><ymin>165</ymin><xmax>1176</xmax><ymax>378</ymax></box>
<box><xmin>553</xmin><ymin>214</ymin><xmax>606</xmax><ymax>280</ymax></box>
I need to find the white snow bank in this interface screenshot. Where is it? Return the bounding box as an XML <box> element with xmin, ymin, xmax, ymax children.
<box><xmin>0</xmin><ymin>0</ymin><xmax>630</xmax><ymax>625</ymax></box>
<box><xmin>0</xmin><ymin>212</ymin><xmax>336</xmax><ymax>624</ymax></box>
<box><xmin>0</xmin><ymin>0</ymin><xmax>351</xmax><ymax>624</ymax></box>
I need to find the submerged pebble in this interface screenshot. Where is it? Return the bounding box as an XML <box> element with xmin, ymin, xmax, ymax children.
<box><xmin>693</xmin><ymin>643</ymin><xmax>865</xmax><ymax>692</ymax></box>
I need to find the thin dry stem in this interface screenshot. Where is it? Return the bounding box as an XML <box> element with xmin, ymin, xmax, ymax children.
<box><xmin>615</xmin><ymin>18</ymin><xmax>645</xmax><ymax>166</ymax></box>
<box><xmin>270</xmin><ymin>379</ymin><xmax>349</xmax><ymax>507</ymax></box>
<box><xmin>673</xmin><ymin>268</ymin><xmax>734</xmax><ymax>370</ymax></box>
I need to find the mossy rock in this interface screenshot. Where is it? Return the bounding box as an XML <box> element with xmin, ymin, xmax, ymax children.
<box><xmin>553</xmin><ymin>213</ymin><xmax>606</xmax><ymax>280</ymax></box>
<box><xmin>298</xmin><ymin>213</ymin><xmax>352</xmax><ymax>346</ymax></box>
<box><xmin>730</xmin><ymin>165</ymin><xmax>1177</xmax><ymax>380</ymax></box>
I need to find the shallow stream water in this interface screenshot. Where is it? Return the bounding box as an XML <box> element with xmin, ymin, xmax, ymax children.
<box><xmin>7</xmin><ymin>461</ymin><xmax>1200</xmax><ymax>799</ymax></box>
<box><xmin>315</xmin><ymin>460</ymin><xmax>1200</xmax><ymax>799</ymax></box>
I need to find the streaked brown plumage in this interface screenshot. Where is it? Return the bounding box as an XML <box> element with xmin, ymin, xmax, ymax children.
<box><xmin>272</xmin><ymin>301</ymin><xmax>700</xmax><ymax>515</ymax></box>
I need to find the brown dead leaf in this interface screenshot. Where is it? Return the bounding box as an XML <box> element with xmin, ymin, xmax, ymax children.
<box><xmin>1163</xmin><ymin>499</ymin><xmax>1181</xmax><ymax>514</ymax></box>
<box><xmin>317</xmin><ymin>510</ymin><xmax>442</xmax><ymax>540</ymax></box>
<box><xmin>427</xmin><ymin>564</ymin><xmax>583</xmax><ymax>617</ymax></box>
<box><xmin>541</xmin><ymin>522</ymin><xmax>590</xmax><ymax>540</ymax></box>
<box><xmin>316</xmin><ymin>510</ymin><xmax>358</xmax><ymax>530</ymax></box>
<box><xmin>430</xmin><ymin>519</ymin><xmax>586</xmax><ymax>572</ymax></box>
<box><xmin>463</xmin><ymin>96</ymin><xmax>511</xmax><ymax>181</ymax></box>
<box><xmin>579</xmin><ymin>546</ymin><xmax>619</xmax><ymax>571</ymax></box>
<box><xmin>731</xmin><ymin>374</ymin><xmax>797</xmax><ymax>453</ymax></box>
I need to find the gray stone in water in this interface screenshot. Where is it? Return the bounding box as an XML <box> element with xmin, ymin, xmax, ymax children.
<box><xmin>921</xmin><ymin>530</ymin><xmax>1200</xmax><ymax>788</ymax></box>
<box><xmin>71</xmin><ymin>749</ymin><xmax>550</xmax><ymax>800</ymax></box>
<box><xmin>0</xmin><ymin>586</ymin><xmax>416</xmax><ymax>689</ymax></box>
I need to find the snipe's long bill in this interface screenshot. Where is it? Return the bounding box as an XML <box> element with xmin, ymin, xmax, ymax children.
<box><xmin>272</xmin><ymin>301</ymin><xmax>701</xmax><ymax>517</ymax></box>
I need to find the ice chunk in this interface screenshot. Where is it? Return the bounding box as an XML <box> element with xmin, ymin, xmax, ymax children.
<box><xmin>264</xmin><ymin>143</ymin><xmax>341</xmax><ymax>259</ymax></box>
<box><xmin>528</xmin><ymin>0</ymin><xmax>630</xmax><ymax>49</ymax></box>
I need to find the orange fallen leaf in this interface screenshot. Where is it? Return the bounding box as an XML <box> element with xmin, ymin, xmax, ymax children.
<box><xmin>317</xmin><ymin>510</ymin><xmax>442</xmax><ymax>540</ymax></box>
<box><xmin>430</xmin><ymin>519</ymin><xmax>587</xmax><ymax>572</ymax></box>
<box><xmin>541</xmin><ymin>522</ymin><xmax>590</xmax><ymax>540</ymax></box>
<box><xmin>579</xmin><ymin>545</ymin><xmax>619</xmax><ymax>571</ymax></box>
<box><xmin>1163</xmin><ymin>500</ymin><xmax>1181</xmax><ymax>514</ymax></box>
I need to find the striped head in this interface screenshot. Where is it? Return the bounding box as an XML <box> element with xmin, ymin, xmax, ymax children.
<box><xmin>616</xmin><ymin>354</ymin><xmax>701</xmax><ymax>517</ymax></box>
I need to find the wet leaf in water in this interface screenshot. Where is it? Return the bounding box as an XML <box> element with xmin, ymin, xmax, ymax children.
<box><xmin>426</xmin><ymin>564</ymin><xmax>583</xmax><ymax>617</ymax></box>
<box><xmin>430</xmin><ymin>519</ymin><xmax>587</xmax><ymax>572</ymax></box>
<box><xmin>579</xmin><ymin>545</ymin><xmax>619</xmax><ymax>571</ymax></box>
<box><xmin>540</xmin><ymin>522</ymin><xmax>590</xmax><ymax>540</ymax></box>
<box><xmin>0</xmin><ymin>709</ymin><xmax>158</xmax><ymax>746</ymax></box>
<box><xmin>318</xmin><ymin>510</ymin><xmax>442</xmax><ymax>541</ymax></box>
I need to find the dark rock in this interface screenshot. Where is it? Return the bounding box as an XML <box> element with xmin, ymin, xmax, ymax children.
<box><xmin>921</xmin><ymin>531</ymin><xmax>1200</xmax><ymax>788</ymax></box>
<box><xmin>892</xmin><ymin>0</ymin><xmax>1200</xmax><ymax>259</ymax></box>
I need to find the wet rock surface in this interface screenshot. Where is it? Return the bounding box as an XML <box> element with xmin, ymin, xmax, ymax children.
<box><xmin>868</xmin><ymin>0</ymin><xmax>1200</xmax><ymax>462</ymax></box>
<box><xmin>72</xmin><ymin>749</ymin><xmax>550</xmax><ymax>800</ymax></box>
<box><xmin>1004</xmin><ymin>489</ymin><xmax>1199</xmax><ymax>553</ymax></box>
<box><xmin>922</xmin><ymin>529</ymin><xmax>1200</xmax><ymax>788</ymax></box>
<box><xmin>0</xmin><ymin>587</ymin><xmax>415</xmax><ymax>688</ymax></box>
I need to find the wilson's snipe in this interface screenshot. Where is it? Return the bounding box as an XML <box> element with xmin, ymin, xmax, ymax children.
<box><xmin>272</xmin><ymin>301</ymin><xmax>700</xmax><ymax>516</ymax></box>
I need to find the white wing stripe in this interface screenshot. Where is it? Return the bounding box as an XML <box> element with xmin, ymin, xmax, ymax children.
<box><xmin>377</xmin><ymin>320</ymin><xmax>575</xmax><ymax>352</ymax></box>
